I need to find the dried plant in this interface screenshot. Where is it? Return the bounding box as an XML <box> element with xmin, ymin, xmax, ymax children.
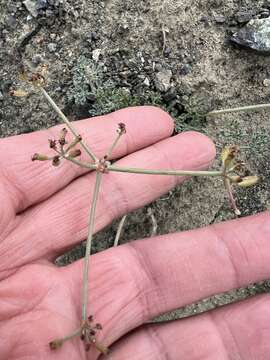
<box><xmin>11</xmin><ymin>67</ymin><xmax>261</xmax><ymax>355</ymax></box>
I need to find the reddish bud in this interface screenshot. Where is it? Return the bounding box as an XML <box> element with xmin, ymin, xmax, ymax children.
<box><xmin>117</xmin><ymin>123</ymin><xmax>126</xmax><ymax>135</ymax></box>
<box><xmin>52</xmin><ymin>155</ymin><xmax>61</xmax><ymax>167</ymax></box>
<box><xmin>59</xmin><ymin>128</ymin><xmax>68</xmax><ymax>146</ymax></box>
<box><xmin>95</xmin><ymin>323</ymin><xmax>102</xmax><ymax>330</ymax></box>
<box><xmin>90</xmin><ymin>329</ymin><xmax>96</xmax><ymax>336</ymax></box>
<box><xmin>49</xmin><ymin>339</ymin><xmax>63</xmax><ymax>350</ymax></box>
<box><xmin>88</xmin><ymin>315</ymin><xmax>94</xmax><ymax>322</ymax></box>
<box><xmin>49</xmin><ymin>139</ymin><xmax>57</xmax><ymax>149</ymax></box>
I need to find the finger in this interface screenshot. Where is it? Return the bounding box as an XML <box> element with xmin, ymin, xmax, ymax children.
<box><xmin>65</xmin><ymin>212</ymin><xmax>270</xmax><ymax>349</ymax></box>
<box><xmin>104</xmin><ymin>294</ymin><xmax>270</xmax><ymax>360</ymax></box>
<box><xmin>0</xmin><ymin>106</ymin><xmax>173</xmax><ymax>215</ymax></box>
<box><xmin>0</xmin><ymin>131</ymin><xmax>215</xmax><ymax>277</ymax></box>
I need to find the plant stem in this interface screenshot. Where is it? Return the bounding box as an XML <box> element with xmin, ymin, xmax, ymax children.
<box><xmin>207</xmin><ymin>103</ymin><xmax>270</xmax><ymax>116</ymax></box>
<box><xmin>65</xmin><ymin>156</ymin><xmax>97</xmax><ymax>170</ymax></box>
<box><xmin>105</xmin><ymin>133</ymin><xmax>123</xmax><ymax>159</ymax></box>
<box><xmin>114</xmin><ymin>215</ymin><xmax>127</xmax><ymax>247</ymax></box>
<box><xmin>40</xmin><ymin>87</ymin><xmax>98</xmax><ymax>162</ymax></box>
<box><xmin>224</xmin><ymin>177</ymin><xmax>241</xmax><ymax>216</ymax></box>
<box><xmin>108</xmin><ymin>165</ymin><xmax>223</xmax><ymax>177</ymax></box>
<box><xmin>82</xmin><ymin>171</ymin><xmax>102</xmax><ymax>321</ymax></box>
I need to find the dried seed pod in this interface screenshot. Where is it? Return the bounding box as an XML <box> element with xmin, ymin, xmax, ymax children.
<box><xmin>48</xmin><ymin>139</ymin><xmax>57</xmax><ymax>149</ymax></box>
<box><xmin>52</xmin><ymin>155</ymin><xmax>61</xmax><ymax>167</ymax></box>
<box><xmin>95</xmin><ymin>323</ymin><xmax>102</xmax><ymax>330</ymax></box>
<box><xmin>238</xmin><ymin>176</ymin><xmax>260</xmax><ymax>188</ymax></box>
<box><xmin>49</xmin><ymin>339</ymin><xmax>63</xmax><ymax>350</ymax></box>
<box><xmin>59</xmin><ymin>128</ymin><xmax>68</xmax><ymax>146</ymax></box>
<box><xmin>117</xmin><ymin>122</ymin><xmax>126</xmax><ymax>135</ymax></box>
<box><xmin>68</xmin><ymin>149</ymin><xmax>81</xmax><ymax>158</ymax></box>
<box><xmin>229</xmin><ymin>175</ymin><xmax>242</xmax><ymax>184</ymax></box>
<box><xmin>32</xmin><ymin>153</ymin><xmax>49</xmax><ymax>161</ymax></box>
<box><xmin>221</xmin><ymin>146</ymin><xmax>239</xmax><ymax>170</ymax></box>
<box><xmin>9</xmin><ymin>89</ymin><xmax>29</xmax><ymax>97</ymax></box>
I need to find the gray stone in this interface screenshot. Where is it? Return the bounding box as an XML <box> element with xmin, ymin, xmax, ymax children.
<box><xmin>23</xmin><ymin>0</ymin><xmax>38</xmax><ymax>17</ymax></box>
<box><xmin>143</xmin><ymin>77</ymin><xmax>150</xmax><ymax>87</ymax></box>
<box><xmin>32</xmin><ymin>54</ymin><xmax>43</xmax><ymax>66</ymax></box>
<box><xmin>0</xmin><ymin>91</ymin><xmax>3</xmax><ymax>101</ymax></box>
<box><xmin>154</xmin><ymin>69</ymin><xmax>172</xmax><ymax>92</ymax></box>
<box><xmin>230</xmin><ymin>18</ymin><xmax>270</xmax><ymax>54</ymax></box>
<box><xmin>214</xmin><ymin>14</ymin><xmax>226</xmax><ymax>24</ymax></box>
<box><xmin>48</xmin><ymin>42</ymin><xmax>57</xmax><ymax>52</ymax></box>
<box><xmin>235</xmin><ymin>10</ymin><xmax>255</xmax><ymax>24</ymax></box>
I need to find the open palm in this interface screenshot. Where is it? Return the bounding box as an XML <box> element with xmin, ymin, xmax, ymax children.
<box><xmin>0</xmin><ymin>107</ymin><xmax>269</xmax><ymax>359</ymax></box>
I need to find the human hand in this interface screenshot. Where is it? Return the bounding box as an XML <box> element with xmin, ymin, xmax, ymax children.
<box><xmin>0</xmin><ymin>107</ymin><xmax>269</xmax><ymax>359</ymax></box>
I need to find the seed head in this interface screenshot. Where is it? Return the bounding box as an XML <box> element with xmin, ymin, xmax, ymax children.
<box><xmin>238</xmin><ymin>176</ymin><xmax>260</xmax><ymax>188</ymax></box>
<box><xmin>32</xmin><ymin>153</ymin><xmax>49</xmax><ymax>161</ymax></box>
<box><xmin>117</xmin><ymin>123</ymin><xmax>126</xmax><ymax>135</ymax></box>
<box><xmin>52</xmin><ymin>155</ymin><xmax>61</xmax><ymax>167</ymax></box>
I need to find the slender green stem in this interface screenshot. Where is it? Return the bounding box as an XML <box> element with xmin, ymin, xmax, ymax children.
<box><xmin>105</xmin><ymin>133</ymin><xmax>122</xmax><ymax>159</ymax></box>
<box><xmin>59</xmin><ymin>328</ymin><xmax>82</xmax><ymax>343</ymax></box>
<box><xmin>40</xmin><ymin>87</ymin><xmax>98</xmax><ymax>162</ymax></box>
<box><xmin>108</xmin><ymin>165</ymin><xmax>223</xmax><ymax>177</ymax></box>
<box><xmin>207</xmin><ymin>103</ymin><xmax>270</xmax><ymax>116</ymax></box>
<box><xmin>114</xmin><ymin>215</ymin><xmax>127</xmax><ymax>247</ymax></box>
<box><xmin>82</xmin><ymin>172</ymin><xmax>102</xmax><ymax>321</ymax></box>
<box><xmin>65</xmin><ymin>156</ymin><xmax>97</xmax><ymax>170</ymax></box>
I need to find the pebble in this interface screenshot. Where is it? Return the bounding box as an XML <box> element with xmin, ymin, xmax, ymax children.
<box><xmin>48</xmin><ymin>42</ymin><xmax>57</xmax><ymax>52</ymax></box>
<box><xmin>263</xmin><ymin>78</ymin><xmax>270</xmax><ymax>86</ymax></box>
<box><xmin>235</xmin><ymin>10</ymin><xmax>255</xmax><ymax>24</ymax></box>
<box><xmin>0</xmin><ymin>91</ymin><xmax>3</xmax><ymax>101</ymax></box>
<box><xmin>36</xmin><ymin>0</ymin><xmax>48</xmax><ymax>11</ymax></box>
<box><xmin>143</xmin><ymin>77</ymin><xmax>150</xmax><ymax>87</ymax></box>
<box><xmin>154</xmin><ymin>69</ymin><xmax>172</xmax><ymax>92</ymax></box>
<box><xmin>230</xmin><ymin>18</ymin><xmax>270</xmax><ymax>54</ymax></box>
<box><xmin>92</xmin><ymin>48</ymin><xmax>101</xmax><ymax>62</ymax></box>
<box><xmin>6</xmin><ymin>15</ymin><xmax>17</xmax><ymax>27</ymax></box>
<box><xmin>23</xmin><ymin>0</ymin><xmax>38</xmax><ymax>17</ymax></box>
<box><xmin>214</xmin><ymin>14</ymin><xmax>226</xmax><ymax>24</ymax></box>
<box><xmin>179</xmin><ymin>64</ymin><xmax>192</xmax><ymax>76</ymax></box>
<box><xmin>32</xmin><ymin>54</ymin><xmax>43</xmax><ymax>66</ymax></box>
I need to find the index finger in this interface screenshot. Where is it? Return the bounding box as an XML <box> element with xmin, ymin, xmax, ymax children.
<box><xmin>0</xmin><ymin>106</ymin><xmax>173</xmax><ymax>216</ymax></box>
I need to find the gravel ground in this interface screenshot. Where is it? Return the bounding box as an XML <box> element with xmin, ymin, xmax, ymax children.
<box><xmin>0</xmin><ymin>0</ymin><xmax>270</xmax><ymax>321</ymax></box>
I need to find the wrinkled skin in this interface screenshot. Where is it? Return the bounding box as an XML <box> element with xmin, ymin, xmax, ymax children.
<box><xmin>0</xmin><ymin>107</ymin><xmax>269</xmax><ymax>360</ymax></box>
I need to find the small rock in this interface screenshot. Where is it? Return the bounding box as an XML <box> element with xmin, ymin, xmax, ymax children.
<box><xmin>6</xmin><ymin>15</ymin><xmax>17</xmax><ymax>27</ymax></box>
<box><xmin>214</xmin><ymin>14</ymin><xmax>226</xmax><ymax>24</ymax></box>
<box><xmin>90</xmin><ymin>31</ymin><xmax>98</xmax><ymax>41</ymax></box>
<box><xmin>23</xmin><ymin>0</ymin><xmax>38</xmax><ymax>17</ymax></box>
<box><xmin>143</xmin><ymin>77</ymin><xmax>150</xmax><ymax>87</ymax></box>
<box><xmin>48</xmin><ymin>42</ymin><xmax>57</xmax><ymax>52</ymax></box>
<box><xmin>36</xmin><ymin>0</ymin><xmax>48</xmax><ymax>11</ymax></box>
<box><xmin>32</xmin><ymin>54</ymin><xmax>43</xmax><ymax>66</ymax></box>
<box><xmin>179</xmin><ymin>64</ymin><xmax>192</xmax><ymax>76</ymax></box>
<box><xmin>230</xmin><ymin>18</ymin><xmax>270</xmax><ymax>54</ymax></box>
<box><xmin>0</xmin><ymin>91</ymin><xmax>3</xmax><ymax>101</ymax></box>
<box><xmin>154</xmin><ymin>69</ymin><xmax>172</xmax><ymax>92</ymax></box>
<box><xmin>92</xmin><ymin>48</ymin><xmax>101</xmax><ymax>62</ymax></box>
<box><xmin>235</xmin><ymin>10</ymin><xmax>255</xmax><ymax>24</ymax></box>
<box><xmin>263</xmin><ymin>78</ymin><xmax>270</xmax><ymax>86</ymax></box>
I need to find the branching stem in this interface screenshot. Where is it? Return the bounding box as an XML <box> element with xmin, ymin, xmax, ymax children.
<box><xmin>40</xmin><ymin>87</ymin><xmax>97</xmax><ymax>162</ymax></box>
<box><xmin>82</xmin><ymin>171</ymin><xmax>103</xmax><ymax>321</ymax></box>
<box><xmin>207</xmin><ymin>103</ymin><xmax>270</xmax><ymax>116</ymax></box>
<box><xmin>108</xmin><ymin>165</ymin><xmax>223</xmax><ymax>177</ymax></box>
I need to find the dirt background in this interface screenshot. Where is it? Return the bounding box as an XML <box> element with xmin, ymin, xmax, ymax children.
<box><xmin>1</xmin><ymin>0</ymin><xmax>270</xmax><ymax>320</ymax></box>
